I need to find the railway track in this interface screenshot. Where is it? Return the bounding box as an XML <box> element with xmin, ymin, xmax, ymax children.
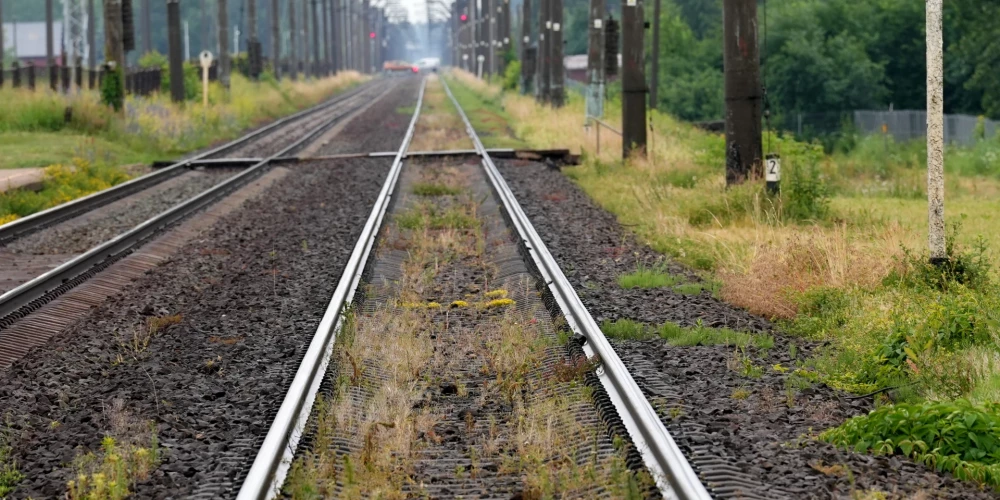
<box><xmin>237</xmin><ymin>77</ymin><xmax>710</xmax><ymax>499</ymax></box>
<box><xmin>0</xmin><ymin>78</ymin><xmax>401</xmax><ymax>369</ymax></box>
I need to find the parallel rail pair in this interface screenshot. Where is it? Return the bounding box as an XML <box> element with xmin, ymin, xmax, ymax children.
<box><xmin>238</xmin><ymin>76</ymin><xmax>711</xmax><ymax>500</ymax></box>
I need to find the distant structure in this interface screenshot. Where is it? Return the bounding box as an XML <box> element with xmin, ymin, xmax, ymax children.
<box><xmin>1</xmin><ymin>22</ymin><xmax>65</xmax><ymax>66</ymax></box>
<box><xmin>564</xmin><ymin>53</ymin><xmax>620</xmax><ymax>83</ymax></box>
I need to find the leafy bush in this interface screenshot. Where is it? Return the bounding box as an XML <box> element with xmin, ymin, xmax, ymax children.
<box><xmin>781</xmin><ymin>161</ymin><xmax>830</xmax><ymax>222</ymax></box>
<box><xmin>502</xmin><ymin>60</ymin><xmax>521</xmax><ymax>91</ymax></box>
<box><xmin>821</xmin><ymin>400</ymin><xmax>1000</xmax><ymax>488</ymax></box>
<box><xmin>886</xmin><ymin>222</ymin><xmax>993</xmax><ymax>292</ymax></box>
<box><xmin>101</xmin><ymin>66</ymin><xmax>126</xmax><ymax>111</ymax></box>
<box><xmin>0</xmin><ymin>158</ymin><xmax>131</xmax><ymax>221</ymax></box>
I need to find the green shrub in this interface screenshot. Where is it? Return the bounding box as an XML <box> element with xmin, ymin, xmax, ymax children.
<box><xmin>101</xmin><ymin>66</ymin><xmax>125</xmax><ymax>111</ymax></box>
<box><xmin>821</xmin><ymin>400</ymin><xmax>1000</xmax><ymax>488</ymax></box>
<box><xmin>781</xmin><ymin>162</ymin><xmax>830</xmax><ymax>222</ymax></box>
<box><xmin>502</xmin><ymin>60</ymin><xmax>521</xmax><ymax>91</ymax></box>
<box><xmin>885</xmin><ymin>222</ymin><xmax>993</xmax><ymax>292</ymax></box>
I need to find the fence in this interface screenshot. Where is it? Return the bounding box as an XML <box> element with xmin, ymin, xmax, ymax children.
<box><xmin>777</xmin><ymin>110</ymin><xmax>999</xmax><ymax>147</ymax></box>
<box><xmin>0</xmin><ymin>62</ymin><xmax>165</xmax><ymax>97</ymax></box>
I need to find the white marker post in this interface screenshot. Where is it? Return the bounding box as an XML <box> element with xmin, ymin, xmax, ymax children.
<box><xmin>200</xmin><ymin>50</ymin><xmax>214</xmax><ymax>109</ymax></box>
<box><xmin>926</xmin><ymin>0</ymin><xmax>945</xmax><ymax>263</ymax></box>
<box><xmin>765</xmin><ymin>153</ymin><xmax>781</xmax><ymax>194</ymax></box>
<box><xmin>477</xmin><ymin>54</ymin><xmax>485</xmax><ymax>79</ymax></box>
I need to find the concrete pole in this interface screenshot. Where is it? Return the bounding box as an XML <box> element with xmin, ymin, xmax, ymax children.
<box><xmin>649</xmin><ymin>0</ymin><xmax>660</xmax><ymax>107</ymax></box>
<box><xmin>486</xmin><ymin>0</ymin><xmax>493</xmax><ymax>77</ymax></box>
<box><xmin>105</xmin><ymin>0</ymin><xmax>126</xmax><ymax>69</ymax></box>
<box><xmin>361</xmin><ymin>0</ymin><xmax>369</xmax><ymax>73</ymax></box>
<box><xmin>218</xmin><ymin>0</ymin><xmax>231</xmax><ymax>87</ymax></box>
<box><xmin>586</xmin><ymin>0</ymin><xmax>604</xmax><ymax>118</ymax></box>
<box><xmin>926</xmin><ymin>0</ymin><xmax>945</xmax><ymax>262</ymax></box>
<box><xmin>47</xmin><ymin>0</ymin><xmax>56</xmax><ymax>91</ymax></box>
<box><xmin>289</xmin><ymin>0</ymin><xmax>298</xmax><ymax>78</ymax></box>
<box><xmin>621</xmin><ymin>0</ymin><xmax>646</xmax><ymax>157</ymax></box>
<box><xmin>167</xmin><ymin>0</ymin><xmax>184</xmax><ymax>101</ymax></box>
<box><xmin>248</xmin><ymin>0</ymin><xmax>260</xmax><ymax>77</ymax></box>
<box><xmin>723</xmin><ymin>0</ymin><xmax>762</xmax><ymax>183</ymax></box>
<box><xmin>0</xmin><ymin>0</ymin><xmax>4</xmax><ymax>84</ymax></box>
<box><xmin>549</xmin><ymin>0</ymin><xmax>563</xmax><ymax>106</ymax></box>
<box><xmin>323</xmin><ymin>0</ymin><xmax>332</xmax><ymax>74</ymax></box>
<box><xmin>271</xmin><ymin>0</ymin><xmax>281</xmax><ymax>77</ymax></box>
<box><xmin>301</xmin><ymin>0</ymin><xmax>310</xmax><ymax>76</ymax></box>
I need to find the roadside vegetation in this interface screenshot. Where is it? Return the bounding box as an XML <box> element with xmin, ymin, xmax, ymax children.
<box><xmin>0</xmin><ymin>71</ymin><xmax>366</xmax><ymax>223</ymax></box>
<box><xmin>447</xmin><ymin>69</ymin><xmax>1000</xmax><ymax>489</ymax></box>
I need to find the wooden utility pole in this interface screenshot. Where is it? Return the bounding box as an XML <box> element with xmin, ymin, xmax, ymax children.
<box><xmin>46</xmin><ymin>0</ymin><xmax>56</xmax><ymax>91</ymax></box>
<box><xmin>926</xmin><ymin>0</ymin><xmax>945</xmax><ymax>262</ymax></box>
<box><xmin>621</xmin><ymin>0</ymin><xmax>646</xmax><ymax>157</ymax></box>
<box><xmin>536</xmin><ymin>0</ymin><xmax>549</xmax><ymax>101</ymax></box>
<box><xmin>323</xmin><ymin>0</ymin><xmax>332</xmax><ymax>74</ymax></box>
<box><xmin>248</xmin><ymin>0</ymin><xmax>260</xmax><ymax>78</ymax></box>
<box><xmin>87</xmin><ymin>0</ymin><xmax>96</xmax><ymax>68</ymax></box>
<box><xmin>549</xmin><ymin>0</ymin><xmax>563</xmax><ymax>106</ymax></box>
<box><xmin>311</xmin><ymin>0</ymin><xmax>321</xmax><ymax>75</ymax></box>
<box><xmin>649</xmin><ymin>0</ymin><xmax>660</xmax><ymax>107</ymax></box>
<box><xmin>586</xmin><ymin>0</ymin><xmax>604</xmax><ymax>118</ymax></box>
<box><xmin>104</xmin><ymin>0</ymin><xmax>125</xmax><ymax>108</ymax></box>
<box><xmin>521</xmin><ymin>0</ymin><xmax>534</xmax><ymax>94</ymax></box>
<box><xmin>289</xmin><ymin>0</ymin><xmax>298</xmax><ymax>78</ymax></box>
<box><xmin>218</xmin><ymin>0</ymin><xmax>230</xmax><ymax>87</ymax></box>
<box><xmin>722</xmin><ymin>0</ymin><xmax>762</xmax><ymax>184</ymax></box>
<box><xmin>167</xmin><ymin>0</ymin><xmax>184</xmax><ymax>101</ymax></box>
<box><xmin>272</xmin><ymin>0</ymin><xmax>281</xmax><ymax>78</ymax></box>
<box><xmin>142</xmin><ymin>0</ymin><xmax>152</xmax><ymax>54</ymax></box>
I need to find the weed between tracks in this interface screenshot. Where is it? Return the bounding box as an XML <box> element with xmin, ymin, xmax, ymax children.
<box><xmin>285</xmin><ymin>162</ymin><xmax>651</xmax><ymax>497</ymax></box>
<box><xmin>407</xmin><ymin>76</ymin><xmax>475</xmax><ymax>152</ymax></box>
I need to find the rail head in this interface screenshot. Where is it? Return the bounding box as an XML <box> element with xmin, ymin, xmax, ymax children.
<box><xmin>440</xmin><ymin>76</ymin><xmax>711</xmax><ymax>500</ymax></box>
<box><xmin>235</xmin><ymin>76</ymin><xmax>428</xmax><ymax>500</ymax></box>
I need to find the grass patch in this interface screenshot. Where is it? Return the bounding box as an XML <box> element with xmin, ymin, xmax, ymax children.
<box><xmin>659</xmin><ymin>321</ymin><xmax>774</xmax><ymax>350</ymax></box>
<box><xmin>0</xmin><ymin>159</ymin><xmax>132</xmax><ymax>224</ymax></box>
<box><xmin>444</xmin><ymin>74</ymin><xmax>526</xmax><ymax>149</ymax></box>
<box><xmin>600</xmin><ymin>319</ymin><xmax>655</xmax><ymax>341</ymax></box>
<box><xmin>617</xmin><ymin>264</ymin><xmax>680</xmax><ymax>289</ymax></box>
<box><xmin>412</xmin><ymin>182</ymin><xmax>462</xmax><ymax>197</ymax></box>
<box><xmin>396</xmin><ymin>203</ymin><xmax>478</xmax><ymax>231</ymax></box>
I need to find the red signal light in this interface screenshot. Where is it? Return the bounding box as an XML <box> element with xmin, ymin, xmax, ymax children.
<box><xmin>412</xmin><ymin>66</ymin><xmax>419</xmax><ymax>73</ymax></box>
<box><xmin>369</xmin><ymin>32</ymin><xmax>376</xmax><ymax>39</ymax></box>
<box><xmin>460</xmin><ymin>14</ymin><xmax>467</xmax><ymax>21</ymax></box>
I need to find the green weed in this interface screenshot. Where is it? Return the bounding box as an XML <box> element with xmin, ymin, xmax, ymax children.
<box><xmin>0</xmin><ymin>432</ymin><xmax>23</xmax><ymax>498</ymax></box>
<box><xmin>659</xmin><ymin>321</ymin><xmax>774</xmax><ymax>350</ymax></box>
<box><xmin>411</xmin><ymin>182</ymin><xmax>462</xmax><ymax>197</ymax></box>
<box><xmin>600</xmin><ymin>319</ymin><xmax>655</xmax><ymax>341</ymax></box>
<box><xmin>617</xmin><ymin>263</ymin><xmax>680</xmax><ymax>289</ymax></box>
<box><xmin>821</xmin><ymin>400</ymin><xmax>1000</xmax><ymax>488</ymax></box>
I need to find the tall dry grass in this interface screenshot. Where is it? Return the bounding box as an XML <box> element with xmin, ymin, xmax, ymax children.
<box><xmin>448</xmin><ymin>69</ymin><xmax>913</xmax><ymax>319</ymax></box>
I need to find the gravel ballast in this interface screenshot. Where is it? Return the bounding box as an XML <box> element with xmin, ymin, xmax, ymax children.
<box><xmin>497</xmin><ymin>160</ymin><xmax>996</xmax><ymax>499</ymax></box>
<box><xmin>0</xmin><ymin>159</ymin><xmax>392</xmax><ymax>499</ymax></box>
<box><xmin>316</xmin><ymin>76</ymin><xmax>419</xmax><ymax>155</ymax></box>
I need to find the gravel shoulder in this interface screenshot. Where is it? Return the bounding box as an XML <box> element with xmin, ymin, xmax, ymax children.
<box><xmin>0</xmin><ymin>159</ymin><xmax>392</xmax><ymax>499</ymax></box>
<box><xmin>497</xmin><ymin>160</ymin><xmax>997</xmax><ymax>499</ymax></box>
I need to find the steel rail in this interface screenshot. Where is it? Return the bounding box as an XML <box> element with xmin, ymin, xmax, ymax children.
<box><xmin>0</xmin><ymin>80</ymin><xmax>394</xmax><ymax>328</ymax></box>
<box><xmin>235</xmin><ymin>77</ymin><xmax>428</xmax><ymax>500</ymax></box>
<box><xmin>0</xmin><ymin>81</ymin><xmax>376</xmax><ymax>245</ymax></box>
<box><xmin>440</xmin><ymin>77</ymin><xmax>712</xmax><ymax>500</ymax></box>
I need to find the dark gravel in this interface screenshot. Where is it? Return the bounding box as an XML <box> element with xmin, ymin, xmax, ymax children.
<box><xmin>497</xmin><ymin>160</ymin><xmax>998</xmax><ymax>499</ymax></box>
<box><xmin>7</xmin><ymin>169</ymin><xmax>237</xmax><ymax>255</ymax></box>
<box><xmin>316</xmin><ymin>76</ymin><xmax>419</xmax><ymax>155</ymax></box>
<box><xmin>0</xmin><ymin>159</ymin><xmax>391</xmax><ymax>499</ymax></box>
<box><xmin>217</xmin><ymin>82</ymin><xmax>387</xmax><ymax>159</ymax></box>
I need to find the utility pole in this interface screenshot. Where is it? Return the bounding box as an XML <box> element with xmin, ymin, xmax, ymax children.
<box><xmin>521</xmin><ymin>0</ymin><xmax>534</xmax><ymax>94</ymax></box>
<box><xmin>0</xmin><ymin>0</ymin><xmax>4</xmax><ymax>87</ymax></box>
<box><xmin>167</xmin><ymin>0</ymin><xmax>184</xmax><ymax>101</ymax></box>
<box><xmin>201</xmin><ymin>0</ymin><xmax>209</xmax><ymax>53</ymax></box>
<box><xmin>537</xmin><ymin>0</ymin><xmax>549</xmax><ymax>101</ymax></box>
<box><xmin>218</xmin><ymin>0</ymin><xmax>230</xmax><ymax>88</ymax></box>
<box><xmin>486</xmin><ymin>0</ymin><xmax>493</xmax><ymax>77</ymax></box>
<box><xmin>549</xmin><ymin>0</ymin><xmax>563</xmax><ymax>106</ymax></box>
<box><xmin>362</xmin><ymin>0</ymin><xmax>370</xmax><ymax>73</ymax></box>
<box><xmin>88</xmin><ymin>0</ymin><xmax>96</xmax><ymax>69</ymax></box>
<box><xmin>46</xmin><ymin>0</ymin><xmax>56</xmax><ymax>91</ymax></box>
<box><xmin>248</xmin><ymin>0</ymin><xmax>260</xmax><ymax>78</ymax></box>
<box><xmin>322</xmin><ymin>0</ymin><xmax>332</xmax><ymax>74</ymax></box>
<box><xmin>722</xmin><ymin>0</ymin><xmax>762</xmax><ymax>184</ymax></box>
<box><xmin>926</xmin><ymin>0</ymin><xmax>945</xmax><ymax>262</ymax></box>
<box><xmin>142</xmin><ymin>0</ymin><xmax>151</xmax><ymax>54</ymax></box>
<box><xmin>300</xmin><ymin>0</ymin><xmax>309</xmax><ymax>76</ymax></box>
<box><xmin>289</xmin><ymin>0</ymin><xmax>298</xmax><ymax>78</ymax></box>
<box><xmin>586</xmin><ymin>0</ymin><xmax>604</xmax><ymax>118</ymax></box>
<box><xmin>501</xmin><ymin>0</ymin><xmax>510</xmax><ymax>69</ymax></box>
<box><xmin>621</xmin><ymin>0</ymin><xmax>646</xmax><ymax>157</ymax></box>
<box><xmin>649</xmin><ymin>0</ymin><xmax>660</xmax><ymax>107</ymax></box>
<box><xmin>311</xmin><ymin>0</ymin><xmax>321</xmax><ymax>75</ymax></box>
<box><xmin>104</xmin><ymin>0</ymin><xmax>125</xmax><ymax>108</ymax></box>
<box><xmin>272</xmin><ymin>0</ymin><xmax>281</xmax><ymax>78</ymax></box>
